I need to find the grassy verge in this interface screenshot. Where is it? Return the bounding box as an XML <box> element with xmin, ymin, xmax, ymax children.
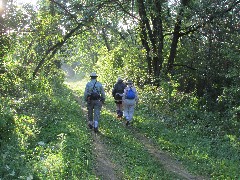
<box><xmin>131</xmin><ymin>105</ymin><xmax>240</xmax><ymax>179</ymax></box>
<box><xmin>0</xmin><ymin>85</ymin><xmax>96</xmax><ymax>179</ymax></box>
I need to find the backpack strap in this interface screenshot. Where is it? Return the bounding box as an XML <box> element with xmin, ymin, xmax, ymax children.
<box><xmin>92</xmin><ymin>81</ymin><xmax>97</xmax><ymax>91</ymax></box>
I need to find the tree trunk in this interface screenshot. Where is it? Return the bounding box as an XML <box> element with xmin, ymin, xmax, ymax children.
<box><xmin>166</xmin><ymin>0</ymin><xmax>187</xmax><ymax>74</ymax></box>
<box><xmin>151</xmin><ymin>0</ymin><xmax>164</xmax><ymax>79</ymax></box>
<box><xmin>137</xmin><ymin>0</ymin><xmax>153</xmax><ymax>76</ymax></box>
<box><xmin>137</xmin><ymin>0</ymin><xmax>164</xmax><ymax>82</ymax></box>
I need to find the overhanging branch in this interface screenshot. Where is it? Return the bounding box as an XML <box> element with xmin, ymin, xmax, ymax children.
<box><xmin>179</xmin><ymin>0</ymin><xmax>240</xmax><ymax>37</ymax></box>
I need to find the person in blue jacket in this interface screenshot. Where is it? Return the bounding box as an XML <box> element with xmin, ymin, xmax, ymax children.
<box><xmin>123</xmin><ymin>80</ymin><xmax>138</xmax><ymax>126</ymax></box>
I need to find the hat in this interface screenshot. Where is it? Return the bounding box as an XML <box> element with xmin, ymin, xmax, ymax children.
<box><xmin>126</xmin><ymin>80</ymin><xmax>133</xmax><ymax>84</ymax></box>
<box><xmin>90</xmin><ymin>72</ymin><xmax>98</xmax><ymax>77</ymax></box>
<box><xmin>117</xmin><ymin>77</ymin><xmax>122</xmax><ymax>81</ymax></box>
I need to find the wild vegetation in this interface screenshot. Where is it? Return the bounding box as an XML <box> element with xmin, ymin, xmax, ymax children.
<box><xmin>0</xmin><ymin>0</ymin><xmax>240</xmax><ymax>179</ymax></box>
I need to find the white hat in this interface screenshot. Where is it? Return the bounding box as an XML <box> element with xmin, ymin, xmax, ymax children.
<box><xmin>90</xmin><ymin>72</ymin><xmax>98</xmax><ymax>77</ymax></box>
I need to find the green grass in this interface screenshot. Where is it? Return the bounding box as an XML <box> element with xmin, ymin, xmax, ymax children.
<box><xmin>0</xmin><ymin>86</ymin><xmax>96</xmax><ymax>179</ymax></box>
<box><xmin>98</xmin><ymin>110</ymin><xmax>181</xmax><ymax>179</ymax></box>
<box><xmin>101</xmin><ymin>93</ymin><xmax>240</xmax><ymax>179</ymax></box>
<box><xmin>2</xmin><ymin>74</ymin><xmax>240</xmax><ymax>179</ymax></box>
<box><xmin>131</xmin><ymin>107</ymin><xmax>240</xmax><ymax>179</ymax></box>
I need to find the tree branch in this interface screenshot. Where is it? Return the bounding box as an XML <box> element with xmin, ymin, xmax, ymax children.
<box><xmin>179</xmin><ymin>0</ymin><xmax>240</xmax><ymax>37</ymax></box>
<box><xmin>50</xmin><ymin>0</ymin><xmax>79</xmax><ymax>24</ymax></box>
<box><xmin>32</xmin><ymin>2</ymin><xmax>107</xmax><ymax>78</ymax></box>
<box><xmin>32</xmin><ymin>23</ymin><xmax>83</xmax><ymax>78</ymax></box>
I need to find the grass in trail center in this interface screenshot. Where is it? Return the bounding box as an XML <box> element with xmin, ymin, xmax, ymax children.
<box><xmin>98</xmin><ymin>110</ymin><xmax>181</xmax><ymax>179</ymax></box>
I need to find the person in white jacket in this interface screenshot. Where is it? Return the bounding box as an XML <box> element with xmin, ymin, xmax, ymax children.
<box><xmin>122</xmin><ymin>80</ymin><xmax>138</xmax><ymax>126</ymax></box>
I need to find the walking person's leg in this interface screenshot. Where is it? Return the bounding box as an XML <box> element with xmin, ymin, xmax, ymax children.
<box><xmin>87</xmin><ymin>102</ymin><xmax>94</xmax><ymax>129</ymax></box>
<box><xmin>124</xmin><ymin>105</ymin><xmax>131</xmax><ymax>125</ymax></box>
<box><xmin>128</xmin><ymin>104</ymin><xmax>135</xmax><ymax>123</ymax></box>
<box><xmin>119</xmin><ymin>102</ymin><xmax>123</xmax><ymax>117</ymax></box>
<box><xmin>116</xmin><ymin>103</ymin><xmax>120</xmax><ymax>117</ymax></box>
<box><xmin>93</xmin><ymin>100</ymin><xmax>102</xmax><ymax>132</ymax></box>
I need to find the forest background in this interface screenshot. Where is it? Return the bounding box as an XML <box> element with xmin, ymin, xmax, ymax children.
<box><xmin>0</xmin><ymin>0</ymin><xmax>240</xmax><ymax>179</ymax></box>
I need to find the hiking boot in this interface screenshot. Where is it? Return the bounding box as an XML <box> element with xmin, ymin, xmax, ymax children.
<box><xmin>94</xmin><ymin>127</ymin><xmax>99</xmax><ymax>133</ymax></box>
<box><xmin>126</xmin><ymin>121</ymin><xmax>130</xmax><ymax>126</ymax></box>
<box><xmin>88</xmin><ymin>123</ymin><xmax>93</xmax><ymax>129</ymax></box>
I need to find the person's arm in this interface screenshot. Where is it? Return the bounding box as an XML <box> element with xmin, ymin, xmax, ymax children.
<box><xmin>100</xmin><ymin>84</ymin><xmax>106</xmax><ymax>103</ymax></box>
<box><xmin>83</xmin><ymin>83</ymin><xmax>89</xmax><ymax>102</ymax></box>
<box><xmin>112</xmin><ymin>85</ymin><xmax>116</xmax><ymax>97</ymax></box>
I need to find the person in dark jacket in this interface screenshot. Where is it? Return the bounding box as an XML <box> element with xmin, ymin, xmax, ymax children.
<box><xmin>112</xmin><ymin>77</ymin><xmax>126</xmax><ymax>118</ymax></box>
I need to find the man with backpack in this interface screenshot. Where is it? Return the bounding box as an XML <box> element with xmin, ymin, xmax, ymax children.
<box><xmin>112</xmin><ymin>77</ymin><xmax>126</xmax><ymax>118</ymax></box>
<box><xmin>84</xmin><ymin>72</ymin><xmax>105</xmax><ymax>133</ymax></box>
<box><xmin>123</xmin><ymin>80</ymin><xmax>138</xmax><ymax>126</ymax></box>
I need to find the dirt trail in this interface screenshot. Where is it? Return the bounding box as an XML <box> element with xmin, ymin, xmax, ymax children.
<box><xmin>75</xmin><ymin>95</ymin><xmax>208</xmax><ymax>180</ymax></box>
<box><xmin>92</xmin><ymin>133</ymin><xmax>120</xmax><ymax>180</ymax></box>
<box><xmin>75</xmin><ymin>95</ymin><xmax>121</xmax><ymax>180</ymax></box>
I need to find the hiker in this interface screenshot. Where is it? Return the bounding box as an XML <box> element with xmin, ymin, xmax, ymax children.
<box><xmin>112</xmin><ymin>77</ymin><xmax>127</xmax><ymax>118</ymax></box>
<box><xmin>123</xmin><ymin>80</ymin><xmax>138</xmax><ymax>126</ymax></box>
<box><xmin>84</xmin><ymin>72</ymin><xmax>106</xmax><ymax>133</ymax></box>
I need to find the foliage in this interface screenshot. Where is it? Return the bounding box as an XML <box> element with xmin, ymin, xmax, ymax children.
<box><xmin>0</xmin><ymin>97</ymin><xmax>15</xmax><ymax>141</ymax></box>
<box><xmin>95</xmin><ymin>42</ymin><xmax>148</xmax><ymax>92</ymax></box>
<box><xmin>1</xmin><ymin>0</ymin><xmax>240</xmax><ymax>179</ymax></box>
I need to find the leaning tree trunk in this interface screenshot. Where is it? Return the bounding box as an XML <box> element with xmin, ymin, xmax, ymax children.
<box><xmin>166</xmin><ymin>0</ymin><xmax>189</xmax><ymax>74</ymax></box>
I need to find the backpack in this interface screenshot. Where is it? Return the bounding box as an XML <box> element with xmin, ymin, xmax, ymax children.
<box><xmin>126</xmin><ymin>87</ymin><xmax>135</xmax><ymax>99</ymax></box>
<box><xmin>90</xmin><ymin>81</ymin><xmax>100</xmax><ymax>100</ymax></box>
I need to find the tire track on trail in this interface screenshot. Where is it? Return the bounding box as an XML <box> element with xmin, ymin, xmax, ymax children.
<box><xmin>106</xmin><ymin>108</ymin><xmax>209</xmax><ymax>180</ymax></box>
<box><xmin>74</xmin><ymin>95</ymin><xmax>122</xmax><ymax>180</ymax></box>
<box><xmin>127</xmin><ymin>127</ymin><xmax>209</xmax><ymax>180</ymax></box>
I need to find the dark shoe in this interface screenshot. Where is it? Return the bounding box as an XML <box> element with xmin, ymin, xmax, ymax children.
<box><xmin>88</xmin><ymin>124</ymin><xmax>93</xmax><ymax>129</ymax></box>
<box><xmin>119</xmin><ymin>111</ymin><xmax>123</xmax><ymax>117</ymax></box>
<box><xmin>94</xmin><ymin>127</ymin><xmax>99</xmax><ymax>133</ymax></box>
<box><xmin>126</xmin><ymin>121</ymin><xmax>130</xmax><ymax>126</ymax></box>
